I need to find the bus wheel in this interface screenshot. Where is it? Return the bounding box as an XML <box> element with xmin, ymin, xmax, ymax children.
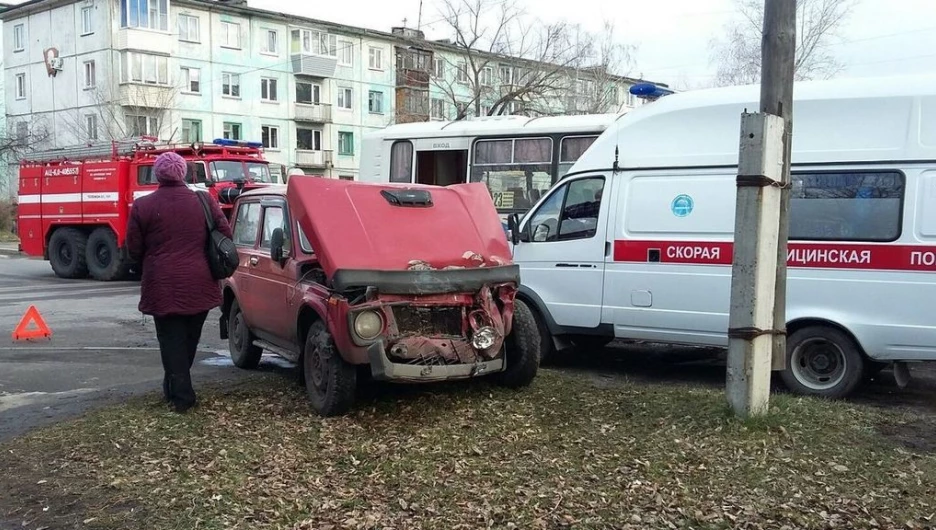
<box><xmin>48</xmin><ymin>228</ymin><xmax>89</xmax><ymax>279</ymax></box>
<box><xmin>781</xmin><ymin>326</ymin><xmax>865</xmax><ymax>399</ymax></box>
<box><xmin>87</xmin><ymin>227</ymin><xmax>131</xmax><ymax>281</ymax></box>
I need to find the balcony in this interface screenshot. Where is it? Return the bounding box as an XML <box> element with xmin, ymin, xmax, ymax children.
<box><xmin>396</xmin><ymin>67</ymin><xmax>430</xmax><ymax>89</ymax></box>
<box><xmin>295</xmin><ymin>150</ymin><xmax>334</xmax><ymax>168</ymax></box>
<box><xmin>116</xmin><ymin>28</ymin><xmax>172</xmax><ymax>52</ymax></box>
<box><xmin>294</xmin><ymin>103</ymin><xmax>332</xmax><ymax>123</ymax></box>
<box><xmin>291</xmin><ymin>54</ymin><xmax>338</xmax><ymax>78</ymax></box>
<box><xmin>118</xmin><ymin>84</ymin><xmax>174</xmax><ymax>108</ymax></box>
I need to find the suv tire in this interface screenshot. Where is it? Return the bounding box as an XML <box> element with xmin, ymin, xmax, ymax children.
<box><xmin>303</xmin><ymin>321</ymin><xmax>356</xmax><ymax>416</ymax></box>
<box><xmin>228</xmin><ymin>299</ymin><xmax>262</xmax><ymax>369</ymax></box>
<box><xmin>48</xmin><ymin>228</ymin><xmax>89</xmax><ymax>279</ymax></box>
<box><xmin>496</xmin><ymin>299</ymin><xmax>540</xmax><ymax>388</ymax></box>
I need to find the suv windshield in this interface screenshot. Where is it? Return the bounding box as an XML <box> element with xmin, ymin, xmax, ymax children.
<box><xmin>211</xmin><ymin>161</ymin><xmax>272</xmax><ymax>183</ymax></box>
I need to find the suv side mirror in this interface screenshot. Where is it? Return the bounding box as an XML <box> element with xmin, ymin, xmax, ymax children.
<box><xmin>270</xmin><ymin>228</ymin><xmax>286</xmax><ymax>264</ymax></box>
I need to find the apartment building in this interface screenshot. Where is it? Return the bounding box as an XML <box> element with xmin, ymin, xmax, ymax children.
<box><xmin>1</xmin><ymin>0</ymin><xmax>662</xmax><ymax>189</ymax></box>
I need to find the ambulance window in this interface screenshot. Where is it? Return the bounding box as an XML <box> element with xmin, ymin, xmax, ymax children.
<box><xmin>137</xmin><ymin>165</ymin><xmax>156</xmax><ymax>185</ymax></box>
<box><xmin>233</xmin><ymin>202</ymin><xmax>261</xmax><ymax>247</ymax></box>
<box><xmin>186</xmin><ymin>162</ymin><xmax>208</xmax><ymax>184</ymax></box>
<box><xmin>790</xmin><ymin>170</ymin><xmax>904</xmax><ymax>242</ymax></box>
<box><xmin>390</xmin><ymin>141</ymin><xmax>413</xmax><ymax>183</ymax></box>
<box><xmin>526</xmin><ymin>176</ymin><xmax>605</xmax><ymax>242</ymax></box>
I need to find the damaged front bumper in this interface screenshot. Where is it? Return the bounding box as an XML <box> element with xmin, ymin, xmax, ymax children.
<box><xmin>366</xmin><ymin>340</ymin><xmax>505</xmax><ymax>382</ymax></box>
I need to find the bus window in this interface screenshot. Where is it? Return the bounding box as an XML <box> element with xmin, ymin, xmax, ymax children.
<box><xmin>390</xmin><ymin>141</ymin><xmax>414</xmax><ymax>183</ymax></box>
<box><xmin>558</xmin><ymin>135</ymin><xmax>599</xmax><ymax>178</ymax></box>
<box><xmin>470</xmin><ymin>137</ymin><xmax>553</xmax><ymax>212</ymax></box>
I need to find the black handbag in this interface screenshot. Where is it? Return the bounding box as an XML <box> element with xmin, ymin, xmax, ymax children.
<box><xmin>195</xmin><ymin>191</ymin><xmax>239</xmax><ymax>280</ymax></box>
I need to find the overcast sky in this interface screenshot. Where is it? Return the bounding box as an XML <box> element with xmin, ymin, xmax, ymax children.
<box><xmin>251</xmin><ymin>0</ymin><xmax>936</xmax><ymax>89</ymax></box>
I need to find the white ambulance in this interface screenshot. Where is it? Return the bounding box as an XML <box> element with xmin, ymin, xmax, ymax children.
<box><xmin>507</xmin><ymin>74</ymin><xmax>936</xmax><ymax>398</ymax></box>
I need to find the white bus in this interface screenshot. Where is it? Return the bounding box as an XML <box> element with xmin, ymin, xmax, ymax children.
<box><xmin>359</xmin><ymin>114</ymin><xmax>624</xmax><ymax>215</ymax></box>
<box><xmin>507</xmin><ymin>74</ymin><xmax>936</xmax><ymax>399</ymax></box>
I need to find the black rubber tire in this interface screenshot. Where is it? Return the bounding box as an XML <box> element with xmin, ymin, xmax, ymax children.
<box><xmin>496</xmin><ymin>299</ymin><xmax>541</xmax><ymax>388</ymax></box>
<box><xmin>523</xmin><ymin>299</ymin><xmax>555</xmax><ymax>363</ymax></box>
<box><xmin>303</xmin><ymin>321</ymin><xmax>356</xmax><ymax>417</ymax></box>
<box><xmin>228</xmin><ymin>299</ymin><xmax>262</xmax><ymax>369</ymax></box>
<box><xmin>86</xmin><ymin>227</ymin><xmax>131</xmax><ymax>281</ymax></box>
<box><xmin>48</xmin><ymin>228</ymin><xmax>89</xmax><ymax>279</ymax></box>
<box><xmin>570</xmin><ymin>335</ymin><xmax>614</xmax><ymax>352</ymax></box>
<box><xmin>781</xmin><ymin>326</ymin><xmax>865</xmax><ymax>399</ymax></box>
<box><xmin>866</xmin><ymin>360</ymin><xmax>890</xmax><ymax>379</ymax></box>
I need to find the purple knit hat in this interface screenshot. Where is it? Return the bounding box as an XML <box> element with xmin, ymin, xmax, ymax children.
<box><xmin>154</xmin><ymin>152</ymin><xmax>187</xmax><ymax>185</ymax></box>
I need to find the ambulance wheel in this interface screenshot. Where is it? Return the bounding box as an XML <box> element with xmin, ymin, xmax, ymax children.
<box><xmin>303</xmin><ymin>321</ymin><xmax>356</xmax><ymax>417</ymax></box>
<box><xmin>496</xmin><ymin>299</ymin><xmax>540</xmax><ymax>388</ymax></box>
<box><xmin>523</xmin><ymin>299</ymin><xmax>555</xmax><ymax>363</ymax></box>
<box><xmin>781</xmin><ymin>326</ymin><xmax>865</xmax><ymax>399</ymax></box>
<box><xmin>48</xmin><ymin>228</ymin><xmax>89</xmax><ymax>279</ymax></box>
<box><xmin>87</xmin><ymin>228</ymin><xmax>131</xmax><ymax>281</ymax></box>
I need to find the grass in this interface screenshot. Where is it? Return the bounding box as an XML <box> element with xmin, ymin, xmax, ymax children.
<box><xmin>1</xmin><ymin>370</ymin><xmax>934</xmax><ymax>530</ymax></box>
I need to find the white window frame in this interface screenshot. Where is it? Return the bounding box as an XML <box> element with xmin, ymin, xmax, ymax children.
<box><xmin>261</xmin><ymin>77</ymin><xmax>278</xmax><ymax>102</ymax></box>
<box><xmin>220</xmin><ymin>21</ymin><xmax>241</xmax><ymax>49</ymax></box>
<box><xmin>181</xmin><ymin>66</ymin><xmax>200</xmax><ymax>93</ymax></box>
<box><xmin>456</xmin><ymin>62</ymin><xmax>469</xmax><ymax>84</ymax></box>
<box><xmin>368</xmin><ymin>47</ymin><xmax>383</xmax><ymax>70</ymax></box>
<box><xmin>297</xmin><ymin>128</ymin><xmax>322</xmax><ymax>151</ymax></box>
<box><xmin>431</xmin><ymin>98</ymin><xmax>446</xmax><ymax>120</ymax></box>
<box><xmin>337</xmin><ymin>87</ymin><xmax>352</xmax><ymax>110</ymax></box>
<box><xmin>13</xmin><ymin>24</ymin><xmax>25</xmax><ymax>52</ymax></box>
<box><xmin>290</xmin><ymin>28</ymin><xmax>337</xmax><ymax>57</ymax></box>
<box><xmin>223</xmin><ymin>122</ymin><xmax>242</xmax><ymax>140</ymax></box>
<box><xmin>83</xmin><ymin>61</ymin><xmax>96</xmax><ymax>89</ymax></box>
<box><xmin>178</xmin><ymin>14</ymin><xmax>200</xmax><ymax>43</ymax></box>
<box><xmin>338</xmin><ymin>131</ymin><xmax>354</xmax><ymax>156</ymax></box>
<box><xmin>126</xmin><ymin>114</ymin><xmax>159</xmax><ymax>137</ymax></box>
<box><xmin>120</xmin><ymin>52</ymin><xmax>169</xmax><ymax>86</ymax></box>
<box><xmin>338</xmin><ymin>39</ymin><xmax>353</xmax><ymax>65</ymax></box>
<box><xmin>368</xmin><ymin>90</ymin><xmax>384</xmax><ymax>114</ymax></box>
<box><xmin>181</xmin><ymin>118</ymin><xmax>202</xmax><ymax>143</ymax></box>
<box><xmin>119</xmin><ymin>0</ymin><xmax>168</xmax><ymax>31</ymax></box>
<box><xmin>261</xmin><ymin>125</ymin><xmax>280</xmax><ymax>149</ymax></box>
<box><xmin>86</xmin><ymin>114</ymin><xmax>98</xmax><ymax>140</ymax></box>
<box><xmin>296</xmin><ymin>81</ymin><xmax>321</xmax><ymax>105</ymax></box>
<box><xmin>480</xmin><ymin>67</ymin><xmax>494</xmax><ymax>87</ymax></box>
<box><xmin>81</xmin><ymin>6</ymin><xmax>94</xmax><ymax>35</ymax></box>
<box><xmin>433</xmin><ymin>57</ymin><xmax>445</xmax><ymax>79</ymax></box>
<box><xmin>222</xmin><ymin>72</ymin><xmax>241</xmax><ymax>98</ymax></box>
<box><xmin>261</xmin><ymin>28</ymin><xmax>278</xmax><ymax>54</ymax></box>
<box><xmin>14</xmin><ymin>73</ymin><xmax>26</xmax><ymax>100</ymax></box>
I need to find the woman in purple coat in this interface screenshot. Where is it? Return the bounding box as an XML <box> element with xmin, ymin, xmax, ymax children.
<box><xmin>126</xmin><ymin>152</ymin><xmax>233</xmax><ymax>413</ymax></box>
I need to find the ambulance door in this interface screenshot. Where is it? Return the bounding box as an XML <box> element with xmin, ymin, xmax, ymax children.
<box><xmin>513</xmin><ymin>174</ymin><xmax>611</xmax><ymax>329</ymax></box>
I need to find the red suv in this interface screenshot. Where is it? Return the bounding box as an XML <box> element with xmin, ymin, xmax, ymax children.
<box><xmin>219</xmin><ymin>178</ymin><xmax>540</xmax><ymax>416</ymax></box>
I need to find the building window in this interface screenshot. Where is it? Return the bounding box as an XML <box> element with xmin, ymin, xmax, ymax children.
<box><xmin>338</xmin><ymin>175</ymin><xmax>354</xmax><ymax>181</ymax></box>
<box><xmin>181</xmin><ymin>67</ymin><xmax>200</xmax><ymax>93</ymax></box>
<box><xmin>220</xmin><ymin>21</ymin><xmax>241</xmax><ymax>49</ymax></box>
<box><xmin>296</xmin><ymin>82</ymin><xmax>321</xmax><ymax>104</ymax></box>
<box><xmin>432</xmin><ymin>57</ymin><xmax>445</xmax><ymax>78</ymax></box>
<box><xmin>297</xmin><ymin>128</ymin><xmax>322</xmax><ymax>151</ymax></box>
<box><xmin>480</xmin><ymin>67</ymin><xmax>494</xmax><ymax>86</ymax></box>
<box><xmin>431</xmin><ymin>98</ymin><xmax>446</xmax><ymax>120</ymax></box>
<box><xmin>261</xmin><ymin>78</ymin><xmax>278</xmax><ymax>102</ymax></box>
<box><xmin>368</xmin><ymin>91</ymin><xmax>384</xmax><ymax>114</ymax></box>
<box><xmin>499</xmin><ymin>65</ymin><xmax>513</xmax><ymax>85</ymax></box>
<box><xmin>16</xmin><ymin>122</ymin><xmax>28</xmax><ymax>140</ymax></box>
<box><xmin>368</xmin><ymin>47</ymin><xmax>383</xmax><ymax>70</ymax></box>
<box><xmin>337</xmin><ymin>87</ymin><xmax>352</xmax><ymax>110</ymax></box>
<box><xmin>86</xmin><ymin>114</ymin><xmax>98</xmax><ymax>140</ymax></box>
<box><xmin>181</xmin><ymin>119</ymin><xmax>202</xmax><ymax>143</ymax></box>
<box><xmin>83</xmin><ymin>61</ymin><xmax>96</xmax><ymax>89</ymax></box>
<box><xmin>338</xmin><ymin>131</ymin><xmax>353</xmax><ymax>156</ymax></box>
<box><xmin>81</xmin><ymin>6</ymin><xmax>94</xmax><ymax>35</ymax></box>
<box><xmin>127</xmin><ymin>114</ymin><xmax>159</xmax><ymax>137</ymax></box>
<box><xmin>261</xmin><ymin>29</ymin><xmax>278</xmax><ymax>54</ymax></box>
<box><xmin>222</xmin><ymin>72</ymin><xmax>240</xmax><ymax>97</ymax></box>
<box><xmin>456</xmin><ymin>62</ymin><xmax>469</xmax><ymax>84</ymax></box>
<box><xmin>14</xmin><ymin>74</ymin><xmax>26</xmax><ymax>100</ymax></box>
<box><xmin>119</xmin><ymin>0</ymin><xmax>168</xmax><ymax>31</ymax></box>
<box><xmin>120</xmin><ymin>52</ymin><xmax>169</xmax><ymax>85</ymax></box>
<box><xmin>338</xmin><ymin>39</ymin><xmax>353</xmax><ymax>65</ymax></box>
<box><xmin>261</xmin><ymin>126</ymin><xmax>280</xmax><ymax>149</ymax></box>
<box><xmin>223</xmin><ymin>122</ymin><xmax>242</xmax><ymax>140</ymax></box>
<box><xmin>13</xmin><ymin>24</ymin><xmax>24</xmax><ymax>52</ymax></box>
<box><xmin>290</xmin><ymin>29</ymin><xmax>336</xmax><ymax>57</ymax></box>
<box><xmin>178</xmin><ymin>14</ymin><xmax>200</xmax><ymax>42</ymax></box>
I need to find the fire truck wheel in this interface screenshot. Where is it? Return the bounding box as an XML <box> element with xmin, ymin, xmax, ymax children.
<box><xmin>48</xmin><ymin>228</ymin><xmax>89</xmax><ymax>279</ymax></box>
<box><xmin>87</xmin><ymin>228</ymin><xmax>131</xmax><ymax>281</ymax></box>
<box><xmin>228</xmin><ymin>299</ymin><xmax>262</xmax><ymax>369</ymax></box>
<box><xmin>496</xmin><ymin>299</ymin><xmax>541</xmax><ymax>388</ymax></box>
<box><xmin>781</xmin><ymin>325</ymin><xmax>866</xmax><ymax>399</ymax></box>
<box><xmin>303</xmin><ymin>321</ymin><xmax>356</xmax><ymax>417</ymax></box>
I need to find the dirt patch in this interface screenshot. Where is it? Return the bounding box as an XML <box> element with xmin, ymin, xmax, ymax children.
<box><xmin>878</xmin><ymin>416</ymin><xmax>936</xmax><ymax>454</ymax></box>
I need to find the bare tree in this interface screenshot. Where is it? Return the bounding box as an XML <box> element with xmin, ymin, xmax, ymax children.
<box><xmin>429</xmin><ymin>0</ymin><xmax>634</xmax><ymax>120</ymax></box>
<box><xmin>62</xmin><ymin>82</ymin><xmax>179</xmax><ymax>145</ymax></box>
<box><xmin>709</xmin><ymin>0</ymin><xmax>856</xmax><ymax>87</ymax></box>
<box><xmin>0</xmin><ymin>116</ymin><xmax>51</xmax><ymax>200</ymax></box>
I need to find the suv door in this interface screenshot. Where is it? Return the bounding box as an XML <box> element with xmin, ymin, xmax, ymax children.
<box><xmin>513</xmin><ymin>175</ymin><xmax>611</xmax><ymax>329</ymax></box>
<box><xmin>249</xmin><ymin>199</ymin><xmax>297</xmax><ymax>346</ymax></box>
<box><xmin>231</xmin><ymin>199</ymin><xmax>263</xmax><ymax>328</ymax></box>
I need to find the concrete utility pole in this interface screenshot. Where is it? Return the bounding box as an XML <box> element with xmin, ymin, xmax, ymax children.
<box><xmin>726</xmin><ymin>0</ymin><xmax>795</xmax><ymax>418</ymax></box>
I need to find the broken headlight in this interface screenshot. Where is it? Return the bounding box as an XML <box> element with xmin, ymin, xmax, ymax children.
<box><xmin>471</xmin><ymin>326</ymin><xmax>497</xmax><ymax>350</ymax></box>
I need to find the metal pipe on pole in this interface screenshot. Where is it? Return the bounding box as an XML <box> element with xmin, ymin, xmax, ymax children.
<box><xmin>726</xmin><ymin>0</ymin><xmax>796</xmax><ymax>418</ymax></box>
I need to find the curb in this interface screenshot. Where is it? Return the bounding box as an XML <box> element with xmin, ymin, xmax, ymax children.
<box><xmin>0</xmin><ymin>247</ymin><xmax>22</xmax><ymax>257</ymax></box>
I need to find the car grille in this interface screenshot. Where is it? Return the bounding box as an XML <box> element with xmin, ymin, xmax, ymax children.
<box><xmin>392</xmin><ymin>306</ymin><xmax>464</xmax><ymax>337</ymax></box>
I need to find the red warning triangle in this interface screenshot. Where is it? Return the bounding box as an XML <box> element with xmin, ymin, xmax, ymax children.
<box><xmin>12</xmin><ymin>305</ymin><xmax>52</xmax><ymax>341</ymax></box>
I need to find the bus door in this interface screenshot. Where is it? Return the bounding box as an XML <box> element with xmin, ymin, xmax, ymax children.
<box><xmin>412</xmin><ymin>137</ymin><xmax>471</xmax><ymax>186</ymax></box>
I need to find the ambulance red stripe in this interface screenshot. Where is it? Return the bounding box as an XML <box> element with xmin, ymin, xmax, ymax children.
<box><xmin>613</xmin><ymin>240</ymin><xmax>936</xmax><ymax>272</ymax></box>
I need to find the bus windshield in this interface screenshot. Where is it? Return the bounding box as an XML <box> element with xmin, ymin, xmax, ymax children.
<box><xmin>211</xmin><ymin>161</ymin><xmax>272</xmax><ymax>183</ymax></box>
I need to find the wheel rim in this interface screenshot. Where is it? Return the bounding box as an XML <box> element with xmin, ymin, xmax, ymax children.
<box><xmin>57</xmin><ymin>240</ymin><xmax>73</xmax><ymax>265</ymax></box>
<box><xmin>231</xmin><ymin>312</ymin><xmax>245</xmax><ymax>353</ymax></box>
<box><xmin>308</xmin><ymin>346</ymin><xmax>327</xmax><ymax>395</ymax></box>
<box><xmin>791</xmin><ymin>337</ymin><xmax>847</xmax><ymax>391</ymax></box>
<box><xmin>94</xmin><ymin>241</ymin><xmax>110</xmax><ymax>268</ymax></box>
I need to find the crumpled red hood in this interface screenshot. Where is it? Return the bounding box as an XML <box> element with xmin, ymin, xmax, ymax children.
<box><xmin>286</xmin><ymin>178</ymin><xmax>513</xmax><ymax>278</ymax></box>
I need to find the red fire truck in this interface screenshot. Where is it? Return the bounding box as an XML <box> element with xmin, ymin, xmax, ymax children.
<box><xmin>17</xmin><ymin>137</ymin><xmax>276</xmax><ymax>281</ymax></box>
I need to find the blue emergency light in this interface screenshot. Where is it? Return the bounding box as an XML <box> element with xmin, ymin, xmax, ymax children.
<box><xmin>629</xmin><ymin>83</ymin><xmax>675</xmax><ymax>100</ymax></box>
<box><xmin>213</xmin><ymin>138</ymin><xmax>264</xmax><ymax>149</ymax></box>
